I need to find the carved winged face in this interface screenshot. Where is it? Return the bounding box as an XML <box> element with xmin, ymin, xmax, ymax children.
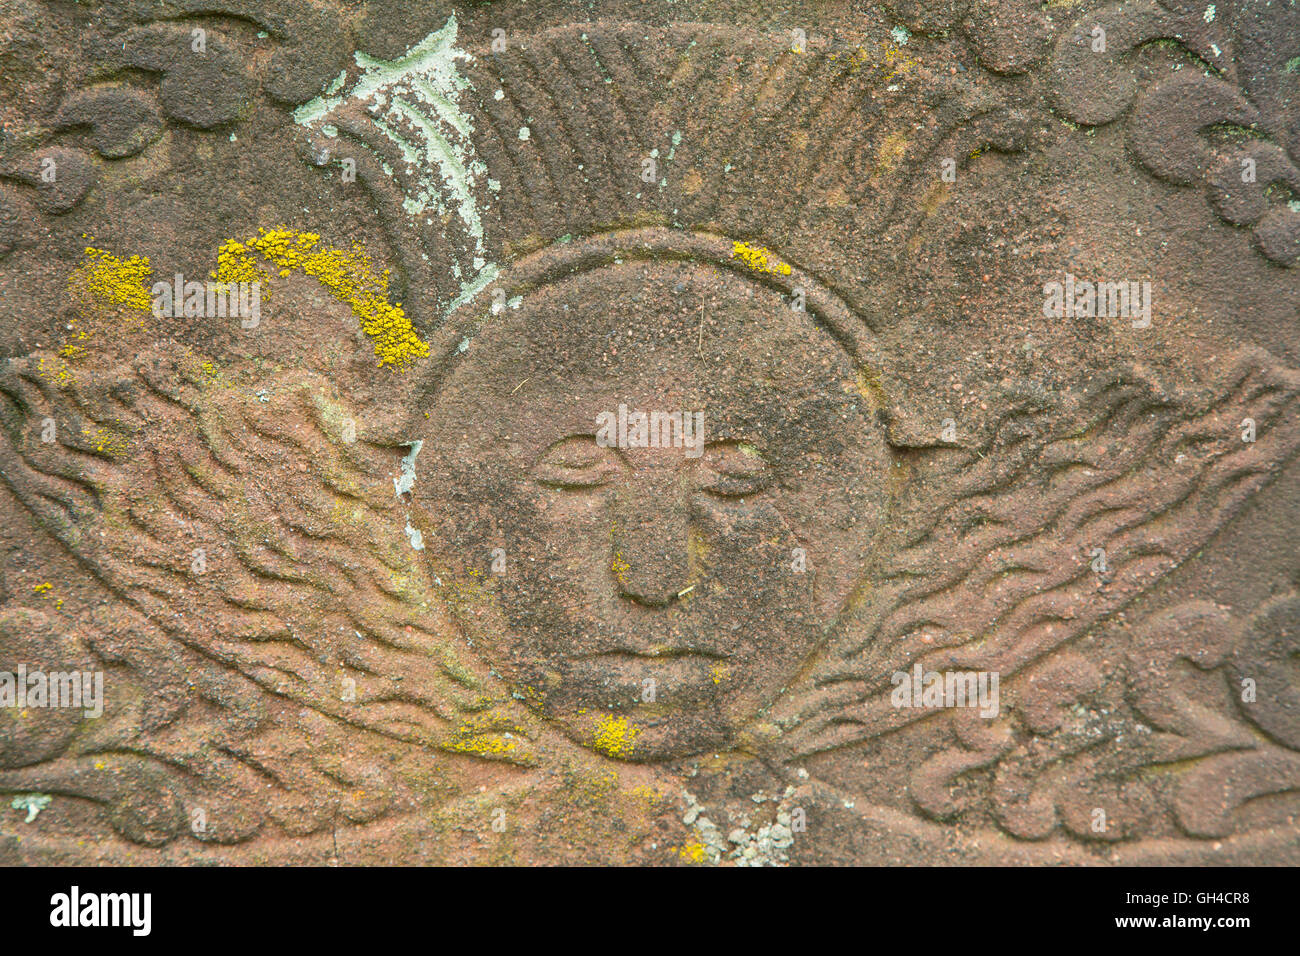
<box><xmin>415</xmin><ymin>258</ymin><xmax>890</xmax><ymax>758</ymax></box>
<box><xmin>2</xmin><ymin>4</ymin><xmax>1299</xmax><ymax>865</ymax></box>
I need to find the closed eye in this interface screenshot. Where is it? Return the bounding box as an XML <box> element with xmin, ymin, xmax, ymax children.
<box><xmin>699</xmin><ymin>441</ymin><xmax>773</xmax><ymax>497</ymax></box>
<box><xmin>532</xmin><ymin>435</ymin><xmax>622</xmax><ymax>489</ymax></box>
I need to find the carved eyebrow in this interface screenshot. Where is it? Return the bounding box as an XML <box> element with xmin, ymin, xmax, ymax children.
<box><xmin>534</xmin><ymin>434</ymin><xmax>612</xmax><ymax>462</ymax></box>
<box><xmin>702</xmin><ymin>440</ymin><xmax>772</xmax><ymax>468</ymax></box>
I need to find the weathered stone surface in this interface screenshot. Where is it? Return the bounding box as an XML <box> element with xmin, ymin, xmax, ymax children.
<box><xmin>0</xmin><ymin>0</ymin><xmax>1297</xmax><ymax>865</ymax></box>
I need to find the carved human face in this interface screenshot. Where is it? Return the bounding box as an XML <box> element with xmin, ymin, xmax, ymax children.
<box><xmin>415</xmin><ymin>260</ymin><xmax>890</xmax><ymax>760</ymax></box>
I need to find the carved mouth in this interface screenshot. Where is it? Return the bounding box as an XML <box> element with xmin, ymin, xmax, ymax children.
<box><xmin>575</xmin><ymin>648</ymin><xmax>729</xmax><ymax>662</ymax></box>
<box><xmin>563</xmin><ymin>650</ymin><xmax>731</xmax><ymax>705</ymax></box>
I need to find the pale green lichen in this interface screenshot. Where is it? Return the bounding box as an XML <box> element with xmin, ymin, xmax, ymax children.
<box><xmin>11</xmin><ymin>793</ymin><xmax>51</xmax><ymax>823</ymax></box>
<box><xmin>294</xmin><ymin>15</ymin><xmax>496</xmax><ymax>320</ymax></box>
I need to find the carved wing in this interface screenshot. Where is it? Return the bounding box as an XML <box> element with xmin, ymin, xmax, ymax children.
<box><xmin>767</xmin><ymin>347</ymin><xmax>1300</xmax><ymax>840</ymax></box>
<box><xmin>0</xmin><ymin>340</ymin><xmax>537</xmax><ymax>846</ymax></box>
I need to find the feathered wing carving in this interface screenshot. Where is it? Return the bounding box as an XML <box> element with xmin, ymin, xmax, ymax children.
<box><xmin>768</xmin><ymin>348</ymin><xmax>1300</xmax><ymax>839</ymax></box>
<box><xmin>0</xmin><ymin>343</ymin><xmax>539</xmax><ymax>845</ymax></box>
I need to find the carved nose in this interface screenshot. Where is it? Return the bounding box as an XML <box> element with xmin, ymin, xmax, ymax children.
<box><xmin>611</xmin><ymin>475</ymin><xmax>690</xmax><ymax>607</ymax></box>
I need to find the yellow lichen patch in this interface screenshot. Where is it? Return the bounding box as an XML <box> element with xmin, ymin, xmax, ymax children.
<box><xmin>592</xmin><ymin>714</ymin><xmax>640</xmax><ymax>758</ymax></box>
<box><xmin>213</xmin><ymin>227</ymin><xmax>429</xmax><ymax>368</ymax></box>
<box><xmin>732</xmin><ymin>241</ymin><xmax>792</xmax><ymax>276</ymax></box>
<box><xmin>853</xmin><ymin>367</ymin><xmax>886</xmax><ymax>411</ymax></box>
<box><xmin>213</xmin><ymin>239</ymin><xmax>263</xmax><ymax>287</ymax></box>
<box><xmin>31</xmin><ymin>582</ymin><xmax>63</xmax><ymax>610</ymax></box>
<box><xmin>328</xmin><ymin>497</ymin><xmax>367</xmax><ymax>528</ymax></box>
<box><xmin>677</xmin><ymin>842</ymin><xmax>707</xmax><ymax>863</ymax></box>
<box><xmin>611</xmin><ymin>551</ymin><xmax>630</xmax><ymax>585</ymax></box>
<box><xmin>628</xmin><ymin>784</ymin><xmax>663</xmax><ymax>804</ymax></box>
<box><xmin>446</xmin><ymin>733</ymin><xmax>518</xmax><ymax>756</ymax></box>
<box><xmin>829</xmin><ymin>39</ymin><xmax>918</xmax><ymax>83</ymax></box>
<box><xmin>881</xmin><ymin>40</ymin><xmax>919</xmax><ymax>83</ymax></box>
<box><xmin>63</xmin><ymin>246</ymin><xmax>154</xmax><ymax>356</ymax></box>
<box><xmin>873</xmin><ymin>130</ymin><xmax>909</xmax><ymax>179</ymax></box>
<box><xmin>441</xmin><ymin>711</ymin><xmax>534</xmax><ymax>765</ymax></box>
<box><xmin>36</xmin><ymin>355</ymin><xmax>72</xmax><ymax>385</ymax></box>
<box><xmin>73</xmin><ymin>247</ymin><xmax>154</xmax><ymax>313</ymax></box>
<box><xmin>81</xmin><ymin>425</ymin><xmax>130</xmax><ymax>456</ymax></box>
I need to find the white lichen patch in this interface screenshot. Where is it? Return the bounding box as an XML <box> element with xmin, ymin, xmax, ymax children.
<box><xmin>445</xmin><ymin>262</ymin><xmax>500</xmax><ymax>315</ymax></box>
<box><xmin>680</xmin><ymin>787</ymin><xmax>800</xmax><ymax>866</ymax></box>
<box><xmin>394</xmin><ymin>440</ymin><xmax>425</xmax><ymax>552</ymax></box>
<box><xmin>394</xmin><ymin>440</ymin><xmax>423</xmax><ymax>496</ymax></box>
<box><xmin>294</xmin><ymin>15</ymin><xmax>497</xmax><ymax>320</ymax></box>
<box><xmin>12</xmin><ymin>793</ymin><xmax>51</xmax><ymax>823</ymax></box>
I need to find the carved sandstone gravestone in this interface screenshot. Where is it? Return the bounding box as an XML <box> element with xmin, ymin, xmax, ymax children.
<box><xmin>0</xmin><ymin>1</ymin><xmax>1297</xmax><ymax>865</ymax></box>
